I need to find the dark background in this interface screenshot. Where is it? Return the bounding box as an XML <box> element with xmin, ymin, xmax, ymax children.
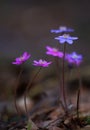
<box><xmin>0</xmin><ymin>0</ymin><xmax>90</xmax><ymax>63</ymax></box>
<box><xmin>0</xmin><ymin>0</ymin><xmax>90</xmax><ymax>100</ymax></box>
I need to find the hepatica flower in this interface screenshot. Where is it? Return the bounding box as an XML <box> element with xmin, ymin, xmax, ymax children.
<box><xmin>66</xmin><ymin>52</ymin><xmax>83</xmax><ymax>66</ymax></box>
<box><xmin>33</xmin><ymin>59</ymin><xmax>52</xmax><ymax>67</ymax></box>
<box><xmin>55</xmin><ymin>34</ymin><xmax>78</xmax><ymax>44</ymax></box>
<box><xmin>51</xmin><ymin>26</ymin><xmax>74</xmax><ymax>33</ymax></box>
<box><xmin>46</xmin><ymin>46</ymin><xmax>63</xmax><ymax>58</ymax></box>
<box><xmin>12</xmin><ymin>52</ymin><xmax>31</xmax><ymax>65</ymax></box>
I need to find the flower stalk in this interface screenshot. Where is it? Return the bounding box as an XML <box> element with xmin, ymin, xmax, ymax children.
<box><xmin>24</xmin><ymin>67</ymin><xmax>41</xmax><ymax>119</ymax></box>
<box><xmin>62</xmin><ymin>43</ymin><xmax>68</xmax><ymax>113</ymax></box>
<box><xmin>76</xmin><ymin>66</ymin><xmax>82</xmax><ymax>119</ymax></box>
<box><xmin>12</xmin><ymin>52</ymin><xmax>31</xmax><ymax>116</ymax></box>
<box><xmin>14</xmin><ymin>66</ymin><xmax>23</xmax><ymax>116</ymax></box>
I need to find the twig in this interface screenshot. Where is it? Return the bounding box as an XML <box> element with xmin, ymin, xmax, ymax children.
<box><xmin>44</xmin><ymin>115</ymin><xmax>65</xmax><ymax>129</ymax></box>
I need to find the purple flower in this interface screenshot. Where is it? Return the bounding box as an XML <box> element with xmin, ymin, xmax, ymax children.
<box><xmin>12</xmin><ymin>52</ymin><xmax>31</xmax><ymax>65</ymax></box>
<box><xmin>51</xmin><ymin>26</ymin><xmax>74</xmax><ymax>33</ymax></box>
<box><xmin>33</xmin><ymin>59</ymin><xmax>52</xmax><ymax>67</ymax></box>
<box><xmin>55</xmin><ymin>34</ymin><xmax>78</xmax><ymax>44</ymax></box>
<box><xmin>66</xmin><ymin>52</ymin><xmax>83</xmax><ymax>66</ymax></box>
<box><xmin>46</xmin><ymin>46</ymin><xmax>63</xmax><ymax>58</ymax></box>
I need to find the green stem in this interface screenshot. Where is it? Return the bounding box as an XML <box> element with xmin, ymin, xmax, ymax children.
<box><xmin>24</xmin><ymin>67</ymin><xmax>41</xmax><ymax>119</ymax></box>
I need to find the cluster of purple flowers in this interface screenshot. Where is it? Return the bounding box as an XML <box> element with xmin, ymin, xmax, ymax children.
<box><xmin>12</xmin><ymin>25</ymin><xmax>83</xmax><ymax>118</ymax></box>
<box><xmin>49</xmin><ymin>25</ymin><xmax>83</xmax><ymax>66</ymax></box>
<box><xmin>12</xmin><ymin>25</ymin><xmax>83</xmax><ymax>68</ymax></box>
<box><xmin>49</xmin><ymin>25</ymin><xmax>83</xmax><ymax>113</ymax></box>
<box><xmin>12</xmin><ymin>52</ymin><xmax>52</xmax><ymax>67</ymax></box>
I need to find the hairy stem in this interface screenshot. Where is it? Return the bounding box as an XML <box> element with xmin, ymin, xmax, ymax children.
<box><xmin>76</xmin><ymin>66</ymin><xmax>82</xmax><ymax>119</ymax></box>
<box><xmin>54</xmin><ymin>57</ymin><xmax>65</xmax><ymax>111</ymax></box>
<box><xmin>77</xmin><ymin>87</ymin><xmax>80</xmax><ymax>119</ymax></box>
<box><xmin>54</xmin><ymin>57</ymin><xmax>61</xmax><ymax>93</ymax></box>
<box><xmin>62</xmin><ymin>43</ymin><xmax>68</xmax><ymax>113</ymax></box>
<box><xmin>14</xmin><ymin>66</ymin><xmax>23</xmax><ymax>116</ymax></box>
<box><xmin>24</xmin><ymin>67</ymin><xmax>41</xmax><ymax>119</ymax></box>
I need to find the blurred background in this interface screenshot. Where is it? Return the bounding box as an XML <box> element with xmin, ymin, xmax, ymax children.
<box><xmin>0</xmin><ymin>0</ymin><xmax>90</xmax><ymax>105</ymax></box>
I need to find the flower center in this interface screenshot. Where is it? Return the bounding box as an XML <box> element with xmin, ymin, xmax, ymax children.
<box><xmin>63</xmin><ymin>34</ymin><xmax>69</xmax><ymax>38</ymax></box>
<box><xmin>73</xmin><ymin>55</ymin><xmax>78</xmax><ymax>59</ymax></box>
<box><xmin>53</xmin><ymin>48</ymin><xmax>58</xmax><ymax>52</ymax></box>
<box><xmin>59</xmin><ymin>26</ymin><xmax>67</xmax><ymax>31</ymax></box>
<box><xmin>39</xmin><ymin>60</ymin><xmax>45</xmax><ymax>64</ymax></box>
<box><xmin>20</xmin><ymin>56</ymin><xmax>24</xmax><ymax>61</ymax></box>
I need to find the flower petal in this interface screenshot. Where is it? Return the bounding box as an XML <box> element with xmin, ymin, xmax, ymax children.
<box><xmin>66</xmin><ymin>39</ymin><xmax>73</xmax><ymax>44</ymax></box>
<box><xmin>59</xmin><ymin>39</ymin><xmax>66</xmax><ymax>43</ymax></box>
